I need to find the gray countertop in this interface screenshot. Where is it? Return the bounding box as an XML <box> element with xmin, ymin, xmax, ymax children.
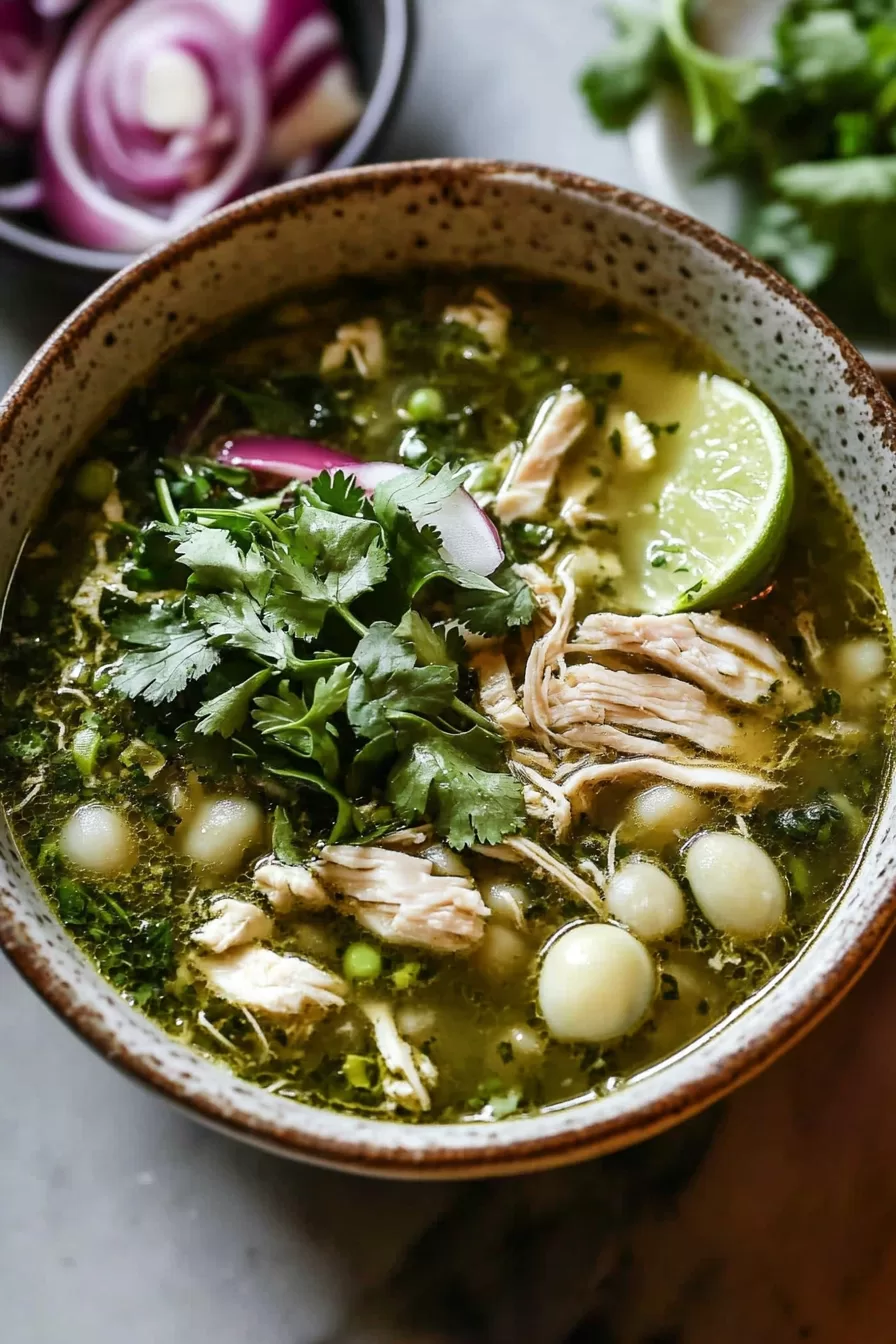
<box><xmin>9</xmin><ymin>6</ymin><xmax>893</xmax><ymax>1344</ymax></box>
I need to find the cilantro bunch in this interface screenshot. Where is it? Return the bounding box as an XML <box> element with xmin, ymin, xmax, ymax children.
<box><xmin>105</xmin><ymin>464</ymin><xmax>535</xmax><ymax>850</ymax></box>
<box><xmin>581</xmin><ymin>0</ymin><xmax>896</xmax><ymax>331</ymax></box>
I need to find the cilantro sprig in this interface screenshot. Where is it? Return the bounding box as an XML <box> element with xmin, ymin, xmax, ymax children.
<box><xmin>581</xmin><ymin>0</ymin><xmax>896</xmax><ymax>330</ymax></box>
<box><xmin>107</xmin><ymin>466</ymin><xmax>534</xmax><ymax>848</ymax></box>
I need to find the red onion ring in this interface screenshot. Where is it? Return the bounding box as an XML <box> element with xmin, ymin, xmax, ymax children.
<box><xmin>40</xmin><ymin>0</ymin><xmax>266</xmax><ymax>250</ymax></box>
<box><xmin>0</xmin><ymin>0</ymin><xmax>57</xmax><ymax>135</ymax></box>
<box><xmin>215</xmin><ymin>438</ymin><xmax>504</xmax><ymax>576</ymax></box>
<box><xmin>217</xmin><ymin>436</ymin><xmax>362</xmax><ymax>481</ymax></box>
<box><xmin>31</xmin><ymin>0</ymin><xmax>81</xmax><ymax>16</ymax></box>
<box><xmin>0</xmin><ymin>175</ymin><xmax>42</xmax><ymax>208</ymax></box>
<box><xmin>204</xmin><ymin>0</ymin><xmax>361</xmax><ymax>170</ymax></box>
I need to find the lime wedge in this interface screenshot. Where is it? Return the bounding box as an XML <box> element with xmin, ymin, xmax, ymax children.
<box><xmin>604</xmin><ymin>372</ymin><xmax>793</xmax><ymax>614</ymax></box>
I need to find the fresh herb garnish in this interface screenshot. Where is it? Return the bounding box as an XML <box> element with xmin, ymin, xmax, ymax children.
<box><xmin>581</xmin><ymin>0</ymin><xmax>896</xmax><ymax>329</ymax></box>
<box><xmin>107</xmin><ymin>465</ymin><xmax>532</xmax><ymax>847</ymax></box>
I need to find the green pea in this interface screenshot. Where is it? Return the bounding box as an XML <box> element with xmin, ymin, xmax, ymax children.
<box><xmin>73</xmin><ymin>458</ymin><xmax>116</xmax><ymax>504</ymax></box>
<box><xmin>343</xmin><ymin>941</ymin><xmax>382</xmax><ymax>981</ymax></box>
<box><xmin>406</xmin><ymin>386</ymin><xmax>446</xmax><ymax>422</ymax></box>
<box><xmin>72</xmin><ymin>726</ymin><xmax>101</xmax><ymax>777</ymax></box>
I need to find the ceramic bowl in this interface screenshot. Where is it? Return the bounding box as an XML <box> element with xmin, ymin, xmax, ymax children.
<box><xmin>1</xmin><ymin>160</ymin><xmax>895</xmax><ymax>1179</ymax></box>
<box><xmin>0</xmin><ymin>0</ymin><xmax>414</xmax><ymax>274</ymax></box>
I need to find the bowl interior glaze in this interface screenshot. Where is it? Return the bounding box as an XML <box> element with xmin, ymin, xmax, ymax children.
<box><xmin>1</xmin><ymin>161</ymin><xmax>895</xmax><ymax>1178</ymax></box>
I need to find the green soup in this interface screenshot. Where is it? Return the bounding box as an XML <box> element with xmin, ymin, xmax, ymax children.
<box><xmin>0</xmin><ymin>274</ymin><xmax>891</xmax><ymax>1122</ymax></box>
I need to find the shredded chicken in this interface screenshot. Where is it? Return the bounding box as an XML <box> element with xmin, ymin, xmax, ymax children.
<box><xmin>560</xmin><ymin>498</ymin><xmax>609</xmax><ymax>531</ymax></box>
<box><xmin>320</xmin><ymin>317</ymin><xmax>385</xmax><ymax>378</ymax></box>
<box><xmin>495</xmin><ymin>387</ymin><xmax>592</xmax><ymax>523</ymax></box>
<box><xmin>609</xmin><ymin>409</ymin><xmax>656</xmax><ymax>471</ymax></box>
<box><xmin>558</xmin><ymin>755</ymin><xmax>777</xmax><ymax>805</ymax></box>
<box><xmin>254</xmin><ymin>861</ymin><xmax>328</xmax><ymax>914</ymax></box>
<box><xmin>375</xmin><ymin>826</ymin><xmax>433</xmax><ymax>849</ymax></box>
<box><xmin>513</xmin><ymin>561</ymin><xmax>562</xmax><ymax>622</ymax></box>
<box><xmin>442</xmin><ymin>286</ymin><xmax>510</xmax><ymax>353</ymax></box>
<box><xmin>196</xmin><ymin>945</ymin><xmax>345</xmax><ymax>1018</ymax></box>
<box><xmin>362</xmin><ymin>1000</ymin><xmax>437</xmax><ymax>1113</ymax></box>
<box><xmin>574</xmin><ymin>611</ymin><xmax>801</xmax><ymax>707</ymax></box>
<box><xmin>191</xmin><ymin>897</ymin><xmax>273</xmax><ymax>953</ymax></box>
<box><xmin>472</xmin><ymin>647</ymin><xmax>529</xmax><ymax>736</ymax></box>
<box><xmin>255</xmin><ymin>847</ymin><xmax>489</xmax><ymax>953</ymax></box>
<box><xmin>796</xmin><ymin>610</ymin><xmax>824</xmax><ymax>674</ymax></box>
<box><xmin>523</xmin><ymin>560</ymin><xmax>577</xmax><ymax>748</ymax></box>
<box><xmin>547</xmin><ymin>663</ymin><xmax>739</xmax><ymax>755</ymax></box>
<box><xmin>314</xmin><ymin>845</ymin><xmax>489</xmax><ymax>952</ymax></box>
<box><xmin>475</xmin><ymin>835</ymin><xmax>603</xmax><ymax>912</ymax></box>
<box><xmin>512</xmin><ymin>762</ymin><xmax>572</xmax><ymax>840</ymax></box>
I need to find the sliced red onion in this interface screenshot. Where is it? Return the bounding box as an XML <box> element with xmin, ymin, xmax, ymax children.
<box><xmin>40</xmin><ymin>0</ymin><xmax>266</xmax><ymax>249</ymax></box>
<box><xmin>357</xmin><ymin>463</ymin><xmax>505</xmax><ymax>576</ymax></box>
<box><xmin>215</xmin><ymin>439</ymin><xmax>503</xmax><ymax>576</ymax></box>
<box><xmin>0</xmin><ymin>1</ymin><xmax>57</xmax><ymax>135</ymax></box>
<box><xmin>205</xmin><ymin>0</ymin><xmax>362</xmax><ymax>169</ymax></box>
<box><xmin>0</xmin><ymin>174</ymin><xmax>41</xmax><ymax>208</ymax></box>
<box><xmin>31</xmin><ymin>0</ymin><xmax>82</xmax><ymax>16</ymax></box>
<box><xmin>217</xmin><ymin>435</ymin><xmax>362</xmax><ymax>481</ymax></box>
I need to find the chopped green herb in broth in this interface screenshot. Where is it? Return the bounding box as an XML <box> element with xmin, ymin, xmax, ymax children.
<box><xmin>0</xmin><ymin>273</ymin><xmax>892</xmax><ymax>1122</ymax></box>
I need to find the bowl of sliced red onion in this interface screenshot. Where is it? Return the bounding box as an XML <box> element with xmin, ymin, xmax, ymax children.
<box><xmin>0</xmin><ymin>0</ymin><xmax>412</xmax><ymax>270</ymax></box>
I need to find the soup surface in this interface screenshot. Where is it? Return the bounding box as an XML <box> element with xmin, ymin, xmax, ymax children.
<box><xmin>1</xmin><ymin>274</ymin><xmax>892</xmax><ymax>1123</ymax></box>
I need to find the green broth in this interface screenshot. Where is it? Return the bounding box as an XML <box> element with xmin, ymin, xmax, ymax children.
<box><xmin>0</xmin><ymin>273</ymin><xmax>891</xmax><ymax>1122</ymax></box>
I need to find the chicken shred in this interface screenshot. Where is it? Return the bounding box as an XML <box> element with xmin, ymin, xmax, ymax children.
<box><xmin>610</xmin><ymin>409</ymin><xmax>657</xmax><ymax>471</ymax></box>
<box><xmin>513</xmin><ymin>762</ymin><xmax>573</xmax><ymax>840</ymax></box>
<box><xmin>254</xmin><ymin>860</ymin><xmax>328</xmax><ymax>914</ymax></box>
<box><xmin>558</xmin><ymin>755</ymin><xmax>776</xmax><ymax>806</ymax></box>
<box><xmin>314</xmin><ymin>845</ymin><xmax>489</xmax><ymax>952</ymax></box>
<box><xmin>320</xmin><ymin>317</ymin><xmax>385</xmax><ymax>379</ymax></box>
<box><xmin>255</xmin><ymin>847</ymin><xmax>489</xmax><ymax>953</ymax></box>
<box><xmin>191</xmin><ymin>897</ymin><xmax>273</xmax><ymax>953</ymax></box>
<box><xmin>574</xmin><ymin>611</ymin><xmax>801</xmax><ymax>706</ymax></box>
<box><xmin>441</xmin><ymin>286</ymin><xmax>510</xmax><ymax>353</ymax></box>
<box><xmin>474</xmin><ymin>835</ymin><xmax>603</xmax><ymax>912</ymax></box>
<box><xmin>547</xmin><ymin>663</ymin><xmax>739</xmax><ymax>755</ymax></box>
<box><xmin>495</xmin><ymin>387</ymin><xmax>592</xmax><ymax>523</ymax></box>
<box><xmin>196</xmin><ymin>944</ymin><xmax>346</xmax><ymax>1018</ymax></box>
<box><xmin>362</xmin><ymin>1000</ymin><xmax>437</xmax><ymax>1113</ymax></box>
<box><xmin>472</xmin><ymin>647</ymin><xmax>529</xmax><ymax>736</ymax></box>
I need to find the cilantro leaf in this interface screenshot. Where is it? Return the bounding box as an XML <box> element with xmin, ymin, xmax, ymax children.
<box><xmin>192</xmin><ymin>591</ymin><xmax>294</xmax><ymax>667</ymax></box>
<box><xmin>745</xmin><ymin>200</ymin><xmax>837</xmax><ymax>292</ymax></box>
<box><xmin>387</xmin><ymin>721</ymin><xmax>526</xmax><ymax>847</ymax></box>
<box><xmin>109</xmin><ymin>606</ymin><xmax>219</xmax><ymax>705</ymax></box>
<box><xmin>170</xmin><ymin>523</ymin><xmax>270</xmax><ymax>602</ymax></box>
<box><xmin>395</xmin><ymin>610</ymin><xmax>455</xmax><ymax>666</ymax></box>
<box><xmin>304</xmin><ymin>469</ymin><xmax>372</xmax><ymax>519</ymax></box>
<box><xmin>347</xmin><ymin>622</ymin><xmax>457</xmax><ymax>740</ymax></box>
<box><xmin>196</xmin><ymin>668</ymin><xmax>272</xmax><ymax>738</ymax></box>
<box><xmin>272</xmin><ymin>806</ymin><xmax>305</xmax><ymax>864</ymax></box>
<box><xmin>386</xmin><ymin>512</ymin><xmax>500</xmax><ymax>599</ymax></box>
<box><xmin>372</xmin><ymin>462</ymin><xmax>468</xmax><ymax>531</ymax></box>
<box><xmin>777</xmin><ymin>10</ymin><xmax>869</xmax><ymax>91</ymax></box>
<box><xmin>267</xmin><ymin>503</ymin><xmax>388</xmax><ymax>636</ymax></box>
<box><xmin>253</xmin><ymin>667</ymin><xmax>351</xmax><ymax>780</ymax></box>
<box><xmin>579</xmin><ymin>5</ymin><xmax>666</xmax><ymax>130</ymax></box>
<box><xmin>452</xmin><ymin>561</ymin><xmax>537</xmax><ymax>636</ymax></box>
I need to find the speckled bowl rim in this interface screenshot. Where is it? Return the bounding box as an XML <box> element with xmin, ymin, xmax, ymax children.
<box><xmin>2</xmin><ymin>159</ymin><xmax>896</xmax><ymax>1179</ymax></box>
